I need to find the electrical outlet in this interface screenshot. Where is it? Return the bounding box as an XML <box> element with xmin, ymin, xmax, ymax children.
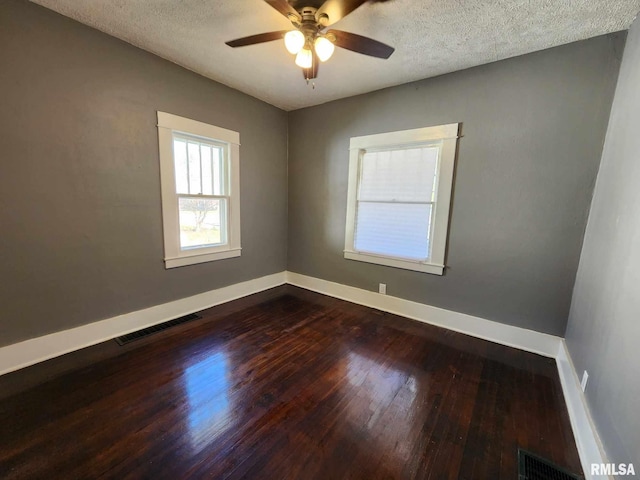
<box><xmin>581</xmin><ymin>370</ymin><xmax>589</xmax><ymax>392</ymax></box>
<box><xmin>378</xmin><ymin>283</ymin><xmax>387</xmax><ymax>295</ymax></box>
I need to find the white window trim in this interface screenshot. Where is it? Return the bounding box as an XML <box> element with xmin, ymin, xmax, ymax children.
<box><xmin>157</xmin><ymin>112</ymin><xmax>241</xmax><ymax>269</ymax></box>
<box><xmin>344</xmin><ymin>123</ymin><xmax>459</xmax><ymax>275</ymax></box>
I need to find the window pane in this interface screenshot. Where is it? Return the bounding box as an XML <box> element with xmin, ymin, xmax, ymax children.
<box><xmin>201</xmin><ymin>146</ymin><xmax>213</xmax><ymax>195</ymax></box>
<box><xmin>359</xmin><ymin>147</ymin><xmax>439</xmax><ymax>202</ymax></box>
<box><xmin>173</xmin><ymin>139</ymin><xmax>189</xmax><ymax>194</ymax></box>
<box><xmin>179</xmin><ymin>197</ymin><xmax>227</xmax><ymax>249</ymax></box>
<box><xmin>174</xmin><ymin>134</ymin><xmax>226</xmax><ymax>196</ymax></box>
<box><xmin>188</xmin><ymin>142</ymin><xmax>202</xmax><ymax>194</ymax></box>
<box><xmin>354</xmin><ymin>202</ymin><xmax>432</xmax><ymax>260</ymax></box>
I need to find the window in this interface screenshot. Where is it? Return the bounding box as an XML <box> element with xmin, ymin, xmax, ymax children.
<box><xmin>157</xmin><ymin>112</ymin><xmax>240</xmax><ymax>268</ymax></box>
<box><xmin>344</xmin><ymin>123</ymin><xmax>459</xmax><ymax>275</ymax></box>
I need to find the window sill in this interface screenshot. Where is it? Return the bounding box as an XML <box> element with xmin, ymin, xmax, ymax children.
<box><xmin>344</xmin><ymin>251</ymin><xmax>444</xmax><ymax>275</ymax></box>
<box><xmin>165</xmin><ymin>248</ymin><xmax>241</xmax><ymax>269</ymax></box>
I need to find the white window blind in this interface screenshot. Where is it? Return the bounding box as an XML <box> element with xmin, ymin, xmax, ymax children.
<box><xmin>354</xmin><ymin>146</ymin><xmax>440</xmax><ymax>261</ymax></box>
<box><xmin>344</xmin><ymin>123</ymin><xmax>459</xmax><ymax>275</ymax></box>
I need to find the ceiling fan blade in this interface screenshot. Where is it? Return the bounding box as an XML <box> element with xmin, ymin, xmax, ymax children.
<box><xmin>316</xmin><ymin>0</ymin><xmax>367</xmax><ymax>26</ymax></box>
<box><xmin>302</xmin><ymin>51</ymin><xmax>320</xmax><ymax>80</ymax></box>
<box><xmin>328</xmin><ymin>30</ymin><xmax>394</xmax><ymax>59</ymax></box>
<box><xmin>225</xmin><ymin>31</ymin><xmax>288</xmax><ymax>48</ymax></box>
<box><xmin>263</xmin><ymin>0</ymin><xmax>301</xmax><ymax>21</ymax></box>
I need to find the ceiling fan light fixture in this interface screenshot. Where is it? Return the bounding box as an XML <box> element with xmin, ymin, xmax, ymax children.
<box><xmin>225</xmin><ymin>0</ymin><xmax>396</xmax><ymax>82</ymax></box>
<box><xmin>314</xmin><ymin>36</ymin><xmax>335</xmax><ymax>62</ymax></box>
<box><xmin>295</xmin><ymin>47</ymin><xmax>313</xmax><ymax>68</ymax></box>
<box><xmin>284</xmin><ymin>30</ymin><xmax>305</xmax><ymax>54</ymax></box>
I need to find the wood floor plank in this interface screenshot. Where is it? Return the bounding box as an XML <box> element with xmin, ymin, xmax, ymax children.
<box><xmin>0</xmin><ymin>285</ymin><xmax>582</xmax><ymax>479</ymax></box>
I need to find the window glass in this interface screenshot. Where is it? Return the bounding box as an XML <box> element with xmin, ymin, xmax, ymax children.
<box><xmin>178</xmin><ymin>197</ymin><xmax>226</xmax><ymax>250</ymax></box>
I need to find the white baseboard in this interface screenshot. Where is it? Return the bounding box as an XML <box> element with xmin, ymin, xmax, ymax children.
<box><xmin>557</xmin><ymin>340</ymin><xmax>610</xmax><ymax>479</ymax></box>
<box><xmin>286</xmin><ymin>271</ymin><xmax>562</xmax><ymax>358</ymax></box>
<box><xmin>286</xmin><ymin>272</ymin><xmax>609</xmax><ymax>478</ymax></box>
<box><xmin>0</xmin><ymin>270</ymin><xmax>560</xmax><ymax>375</ymax></box>
<box><xmin>0</xmin><ymin>269</ymin><xmax>606</xmax><ymax>480</ymax></box>
<box><xmin>0</xmin><ymin>271</ymin><xmax>286</xmax><ymax>376</ymax></box>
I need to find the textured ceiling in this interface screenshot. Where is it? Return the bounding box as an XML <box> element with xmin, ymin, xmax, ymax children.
<box><xmin>30</xmin><ymin>0</ymin><xmax>640</xmax><ymax>110</ymax></box>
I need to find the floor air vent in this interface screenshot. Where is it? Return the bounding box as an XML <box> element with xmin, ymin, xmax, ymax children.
<box><xmin>518</xmin><ymin>449</ymin><xmax>582</xmax><ymax>480</ymax></box>
<box><xmin>115</xmin><ymin>313</ymin><xmax>201</xmax><ymax>345</ymax></box>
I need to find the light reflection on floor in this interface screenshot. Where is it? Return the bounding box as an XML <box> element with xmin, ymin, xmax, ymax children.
<box><xmin>346</xmin><ymin>351</ymin><xmax>418</xmax><ymax>462</ymax></box>
<box><xmin>183</xmin><ymin>351</ymin><xmax>232</xmax><ymax>453</ymax></box>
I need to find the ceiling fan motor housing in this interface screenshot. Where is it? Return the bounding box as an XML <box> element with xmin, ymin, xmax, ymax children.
<box><xmin>292</xmin><ymin>7</ymin><xmax>324</xmax><ymax>46</ymax></box>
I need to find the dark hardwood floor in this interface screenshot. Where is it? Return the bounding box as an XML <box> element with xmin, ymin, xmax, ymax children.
<box><xmin>0</xmin><ymin>285</ymin><xmax>582</xmax><ymax>479</ymax></box>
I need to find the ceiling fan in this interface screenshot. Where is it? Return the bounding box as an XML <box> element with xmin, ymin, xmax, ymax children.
<box><xmin>225</xmin><ymin>0</ymin><xmax>394</xmax><ymax>81</ymax></box>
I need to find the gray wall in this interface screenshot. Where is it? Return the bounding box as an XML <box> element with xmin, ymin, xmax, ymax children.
<box><xmin>288</xmin><ymin>34</ymin><xmax>624</xmax><ymax>336</ymax></box>
<box><xmin>0</xmin><ymin>0</ymin><xmax>288</xmax><ymax>346</ymax></box>
<box><xmin>565</xmin><ymin>18</ymin><xmax>640</xmax><ymax>473</ymax></box>
<box><xmin>0</xmin><ymin>0</ymin><xmax>629</xmax><ymax>349</ymax></box>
